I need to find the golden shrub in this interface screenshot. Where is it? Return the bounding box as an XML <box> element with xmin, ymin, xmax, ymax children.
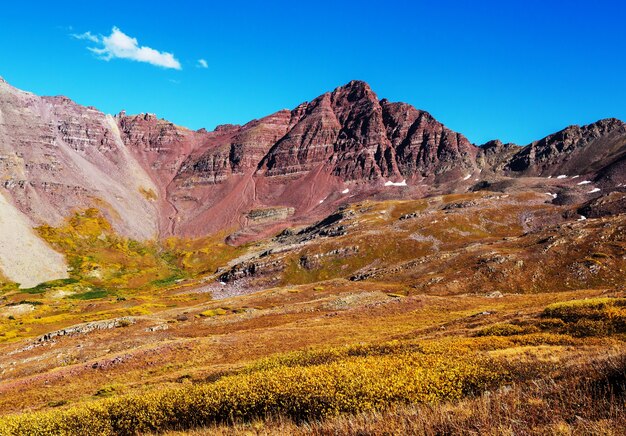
<box><xmin>0</xmin><ymin>344</ymin><xmax>505</xmax><ymax>435</ymax></box>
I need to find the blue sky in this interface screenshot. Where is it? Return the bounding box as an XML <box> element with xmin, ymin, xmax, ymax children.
<box><xmin>0</xmin><ymin>0</ymin><xmax>624</xmax><ymax>144</ymax></box>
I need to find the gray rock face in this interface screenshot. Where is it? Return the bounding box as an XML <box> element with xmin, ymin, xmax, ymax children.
<box><xmin>0</xmin><ymin>80</ymin><xmax>159</xmax><ymax>239</ymax></box>
<box><xmin>246</xmin><ymin>207</ymin><xmax>295</xmax><ymax>223</ymax></box>
<box><xmin>37</xmin><ymin>317</ymin><xmax>135</xmax><ymax>342</ymax></box>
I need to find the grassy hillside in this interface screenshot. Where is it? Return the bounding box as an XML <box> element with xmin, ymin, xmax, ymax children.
<box><xmin>0</xmin><ymin>191</ymin><xmax>624</xmax><ymax>434</ymax></box>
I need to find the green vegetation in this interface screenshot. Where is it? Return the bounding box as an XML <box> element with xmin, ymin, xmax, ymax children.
<box><xmin>37</xmin><ymin>209</ymin><xmax>183</xmax><ymax>290</ymax></box>
<box><xmin>68</xmin><ymin>289</ymin><xmax>111</xmax><ymax>300</ymax></box>
<box><xmin>21</xmin><ymin>278</ymin><xmax>79</xmax><ymax>295</ymax></box>
<box><xmin>6</xmin><ymin>300</ymin><xmax>44</xmax><ymax>306</ymax></box>
<box><xmin>34</xmin><ymin>209</ymin><xmax>244</xmax><ymax>293</ymax></box>
<box><xmin>149</xmin><ymin>274</ymin><xmax>184</xmax><ymax>288</ymax></box>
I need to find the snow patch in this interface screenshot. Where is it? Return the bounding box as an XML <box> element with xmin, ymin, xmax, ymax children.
<box><xmin>556</xmin><ymin>175</ymin><xmax>567</xmax><ymax>179</ymax></box>
<box><xmin>577</xmin><ymin>215</ymin><xmax>587</xmax><ymax>221</ymax></box>
<box><xmin>572</xmin><ymin>175</ymin><xmax>580</xmax><ymax>179</ymax></box>
<box><xmin>577</xmin><ymin>180</ymin><xmax>592</xmax><ymax>185</ymax></box>
<box><xmin>341</xmin><ymin>188</ymin><xmax>350</xmax><ymax>194</ymax></box>
<box><xmin>462</xmin><ymin>174</ymin><xmax>471</xmax><ymax>181</ymax></box>
<box><xmin>384</xmin><ymin>180</ymin><xmax>407</xmax><ymax>187</ymax></box>
<box><xmin>544</xmin><ymin>192</ymin><xmax>558</xmax><ymax>199</ymax></box>
<box><xmin>588</xmin><ymin>188</ymin><xmax>601</xmax><ymax>194</ymax></box>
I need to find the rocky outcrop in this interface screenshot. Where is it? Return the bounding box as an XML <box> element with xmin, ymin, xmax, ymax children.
<box><xmin>382</xmin><ymin>99</ymin><xmax>478</xmax><ymax>179</ymax></box>
<box><xmin>505</xmin><ymin>118</ymin><xmax>626</xmax><ymax>177</ymax></box>
<box><xmin>218</xmin><ymin>258</ymin><xmax>285</xmax><ymax>283</ymax></box>
<box><xmin>37</xmin><ymin>317</ymin><xmax>135</xmax><ymax>342</ymax></box>
<box><xmin>246</xmin><ymin>207</ymin><xmax>295</xmax><ymax>223</ymax></box>
<box><xmin>176</xmin><ymin>110</ymin><xmax>294</xmax><ymax>184</ymax></box>
<box><xmin>578</xmin><ymin>191</ymin><xmax>626</xmax><ymax>218</ymax></box>
<box><xmin>477</xmin><ymin>140</ymin><xmax>520</xmax><ymax>173</ymax></box>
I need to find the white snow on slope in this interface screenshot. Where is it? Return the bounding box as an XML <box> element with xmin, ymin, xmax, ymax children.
<box><xmin>577</xmin><ymin>180</ymin><xmax>592</xmax><ymax>185</ymax></box>
<box><xmin>588</xmin><ymin>188</ymin><xmax>601</xmax><ymax>194</ymax></box>
<box><xmin>384</xmin><ymin>180</ymin><xmax>407</xmax><ymax>187</ymax></box>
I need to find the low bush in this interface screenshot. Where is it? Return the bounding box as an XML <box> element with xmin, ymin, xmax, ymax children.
<box><xmin>543</xmin><ymin>298</ymin><xmax>626</xmax><ymax>336</ymax></box>
<box><xmin>6</xmin><ymin>300</ymin><xmax>44</xmax><ymax>306</ymax></box>
<box><xmin>20</xmin><ymin>278</ymin><xmax>79</xmax><ymax>295</ymax></box>
<box><xmin>199</xmin><ymin>308</ymin><xmax>228</xmax><ymax>317</ymax></box>
<box><xmin>474</xmin><ymin>323</ymin><xmax>535</xmax><ymax>337</ymax></box>
<box><xmin>0</xmin><ymin>346</ymin><xmax>505</xmax><ymax>435</ymax></box>
<box><xmin>68</xmin><ymin>289</ymin><xmax>110</xmax><ymax>300</ymax></box>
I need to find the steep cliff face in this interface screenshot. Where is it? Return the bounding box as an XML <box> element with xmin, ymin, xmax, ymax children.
<box><xmin>324</xmin><ymin>81</ymin><xmax>398</xmax><ymax>180</ymax></box>
<box><xmin>116</xmin><ymin>112</ymin><xmax>208</xmax><ymax>235</ymax></box>
<box><xmin>177</xmin><ymin>109</ymin><xmax>294</xmax><ymax>184</ymax></box>
<box><xmin>382</xmin><ymin>100</ymin><xmax>478</xmax><ymax>180</ymax></box>
<box><xmin>258</xmin><ymin>94</ymin><xmax>342</xmax><ymax>177</ymax></box>
<box><xmin>0</xmin><ymin>79</ymin><xmax>159</xmax><ymax>240</ymax></box>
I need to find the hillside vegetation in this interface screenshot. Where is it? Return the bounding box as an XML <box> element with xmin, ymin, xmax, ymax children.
<box><xmin>0</xmin><ymin>191</ymin><xmax>624</xmax><ymax>434</ymax></box>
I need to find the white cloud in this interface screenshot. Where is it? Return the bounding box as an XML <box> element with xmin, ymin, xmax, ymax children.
<box><xmin>71</xmin><ymin>31</ymin><xmax>99</xmax><ymax>43</ymax></box>
<box><xmin>197</xmin><ymin>59</ymin><xmax>208</xmax><ymax>68</ymax></box>
<box><xmin>75</xmin><ymin>27</ymin><xmax>182</xmax><ymax>70</ymax></box>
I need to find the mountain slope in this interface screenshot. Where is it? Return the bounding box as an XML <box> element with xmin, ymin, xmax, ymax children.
<box><xmin>0</xmin><ymin>78</ymin><xmax>159</xmax><ymax>239</ymax></box>
<box><xmin>505</xmin><ymin>118</ymin><xmax>626</xmax><ymax>177</ymax></box>
<box><xmin>0</xmin><ymin>76</ymin><xmax>625</xmax><ymax>286</ymax></box>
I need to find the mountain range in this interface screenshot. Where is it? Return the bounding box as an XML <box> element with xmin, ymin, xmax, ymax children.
<box><xmin>0</xmin><ymin>77</ymin><xmax>625</xmax><ymax>287</ymax></box>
